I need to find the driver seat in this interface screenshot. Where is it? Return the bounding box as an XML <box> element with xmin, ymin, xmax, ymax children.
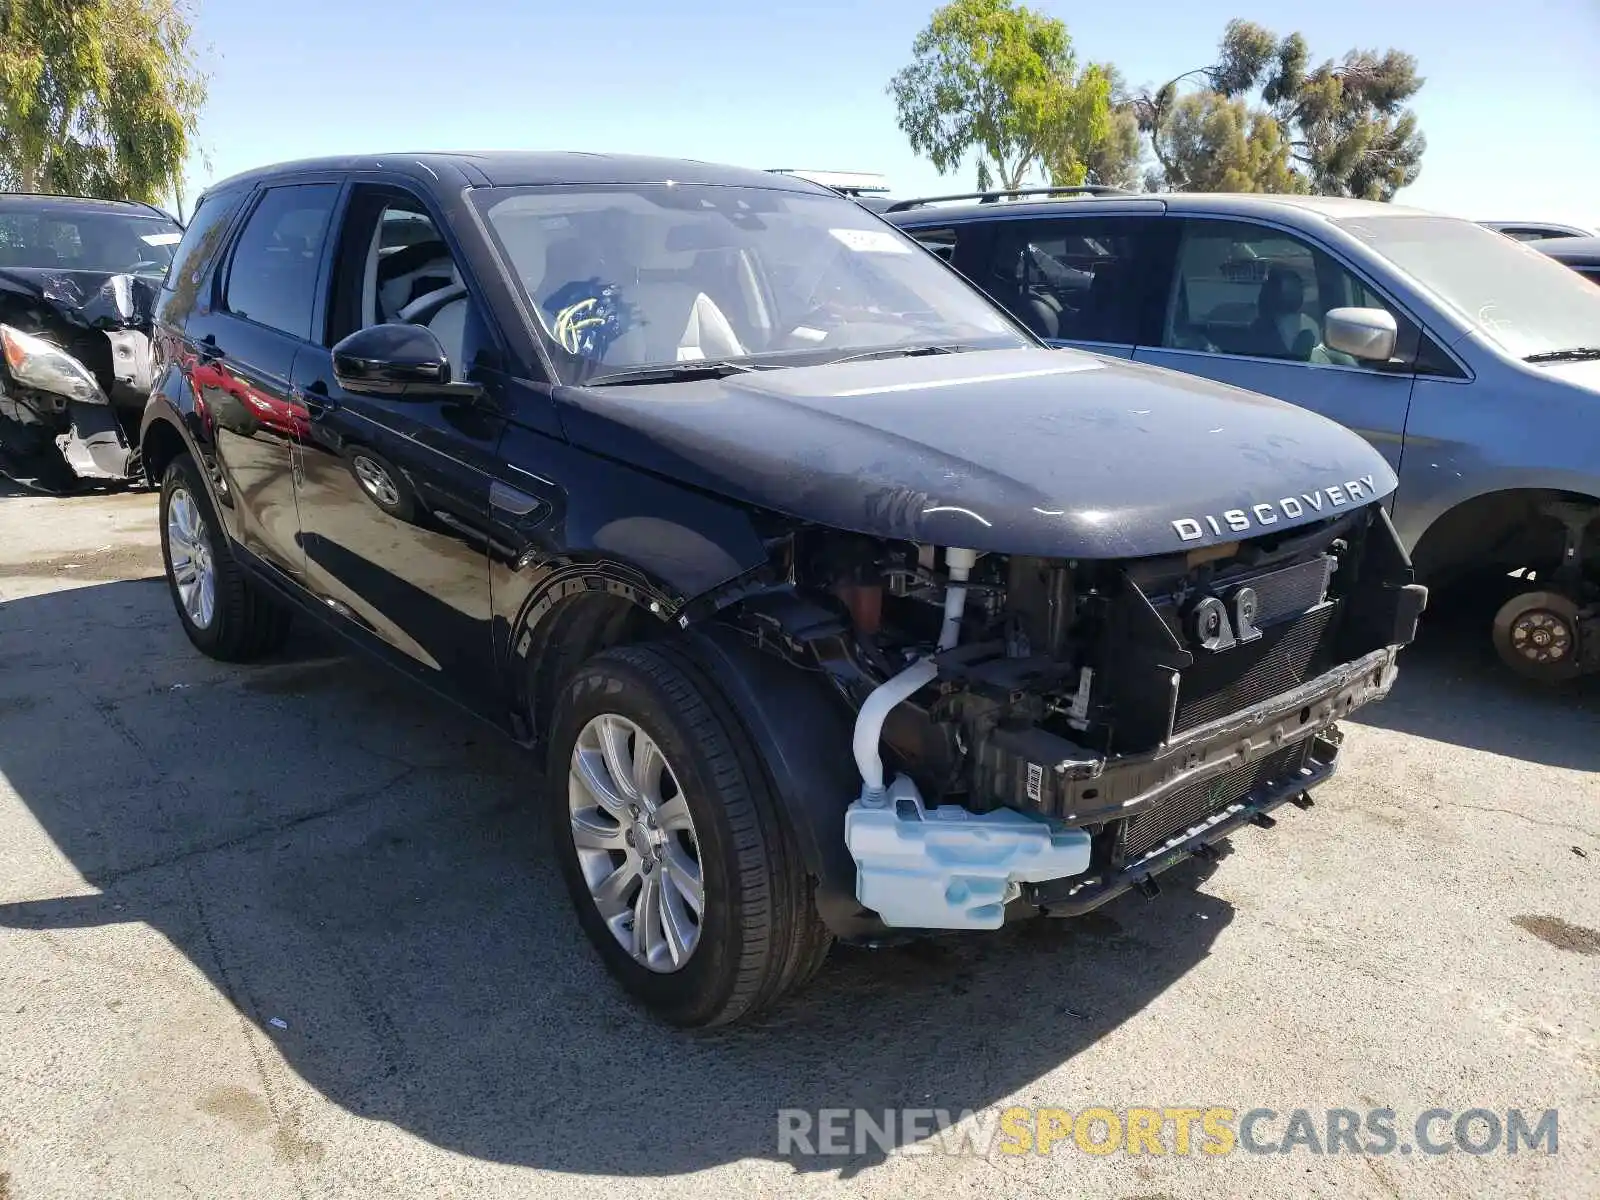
<box><xmin>1251</xmin><ymin>266</ymin><xmax>1319</xmax><ymax>360</ymax></box>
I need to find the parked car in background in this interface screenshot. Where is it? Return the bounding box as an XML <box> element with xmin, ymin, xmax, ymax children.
<box><xmin>1530</xmin><ymin>235</ymin><xmax>1600</xmax><ymax>287</ymax></box>
<box><xmin>886</xmin><ymin>187</ymin><xmax>1600</xmax><ymax>681</ymax></box>
<box><xmin>138</xmin><ymin>152</ymin><xmax>1423</xmax><ymax>1026</ymax></box>
<box><xmin>0</xmin><ymin>193</ymin><xmax>182</xmax><ymax>492</ymax></box>
<box><xmin>766</xmin><ymin>169</ymin><xmax>895</xmax><ymax>212</ymax></box>
<box><xmin>1479</xmin><ymin>220</ymin><xmax>1595</xmax><ymax>243</ymax></box>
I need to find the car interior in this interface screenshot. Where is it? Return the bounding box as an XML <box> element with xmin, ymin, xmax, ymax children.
<box><xmin>360</xmin><ymin>205</ymin><xmax>470</xmax><ymax>368</ymax></box>
<box><xmin>982</xmin><ymin>230</ymin><xmax>1136</xmax><ymax>343</ymax></box>
<box><xmin>497</xmin><ymin>205</ymin><xmax>926</xmax><ymax>366</ymax></box>
<box><xmin>0</xmin><ymin>213</ymin><xmax>176</xmax><ymax>273</ymax></box>
<box><xmin>1165</xmin><ymin>236</ymin><xmax>1328</xmax><ymax>360</ymax></box>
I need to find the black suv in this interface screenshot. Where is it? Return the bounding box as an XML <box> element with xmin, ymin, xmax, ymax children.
<box><xmin>141</xmin><ymin>153</ymin><xmax>1426</xmax><ymax>1026</ymax></box>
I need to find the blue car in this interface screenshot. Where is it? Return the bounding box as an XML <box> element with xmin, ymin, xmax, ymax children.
<box><xmin>887</xmin><ymin>187</ymin><xmax>1600</xmax><ymax>680</ymax></box>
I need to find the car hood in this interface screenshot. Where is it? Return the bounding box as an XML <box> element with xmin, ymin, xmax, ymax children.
<box><xmin>1533</xmin><ymin>356</ymin><xmax>1600</xmax><ymax>395</ymax></box>
<box><xmin>554</xmin><ymin>347</ymin><xmax>1398</xmax><ymax>558</ymax></box>
<box><xmin>0</xmin><ymin>266</ymin><xmax>160</xmax><ymax>331</ymax></box>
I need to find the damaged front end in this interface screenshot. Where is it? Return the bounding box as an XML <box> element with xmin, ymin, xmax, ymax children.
<box><xmin>0</xmin><ymin>269</ymin><xmax>160</xmax><ymax>492</ymax></box>
<box><xmin>727</xmin><ymin>502</ymin><xmax>1426</xmax><ymax>934</ymax></box>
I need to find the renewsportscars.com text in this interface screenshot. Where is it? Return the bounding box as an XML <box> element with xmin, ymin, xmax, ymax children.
<box><xmin>776</xmin><ymin>1106</ymin><xmax>1559</xmax><ymax>1158</ymax></box>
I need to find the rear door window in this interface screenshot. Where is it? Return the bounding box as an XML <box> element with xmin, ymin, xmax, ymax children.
<box><xmin>976</xmin><ymin>216</ymin><xmax>1161</xmax><ymax>345</ymax></box>
<box><xmin>223</xmin><ymin>183</ymin><xmax>341</xmax><ymax>340</ymax></box>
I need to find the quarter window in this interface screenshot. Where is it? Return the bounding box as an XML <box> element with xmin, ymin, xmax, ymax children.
<box><xmin>223</xmin><ymin>184</ymin><xmax>340</xmax><ymax>340</ymax></box>
<box><xmin>1163</xmin><ymin>219</ymin><xmax>1402</xmax><ymax>369</ymax></box>
<box><xmin>979</xmin><ymin>218</ymin><xmax>1150</xmax><ymax>344</ymax></box>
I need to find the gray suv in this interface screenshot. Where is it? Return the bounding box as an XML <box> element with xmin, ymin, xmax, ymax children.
<box><xmin>887</xmin><ymin>188</ymin><xmax>1600</xmax><ymax>681</ymax></box>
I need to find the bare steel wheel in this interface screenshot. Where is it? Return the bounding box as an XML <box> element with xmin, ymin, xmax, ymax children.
<box><xmin>568</xmin><ymin>713</ymin><xmax>705</xmax><ymax>972</ymax></box>
<box><xmin>1492</xmin><ymin>589</ymin><xmax>1584</xmax><ymax>683</ymax></box>
<box><xmin>547</xmin><ymin>642</ymin><xmax>831</xmax><ymax>1027</ymax></box>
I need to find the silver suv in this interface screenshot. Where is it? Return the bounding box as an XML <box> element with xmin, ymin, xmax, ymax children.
<box><xmin>887</xmin><ymin>189</ymin><xmax>1600</xmax><ymax>681</ymax></box>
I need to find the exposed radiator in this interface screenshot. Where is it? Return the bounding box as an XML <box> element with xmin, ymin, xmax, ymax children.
<box><xmin>1118</xmin><ymin>741</ymin><xmax>1310</xmax><ymax>860</ymax></box>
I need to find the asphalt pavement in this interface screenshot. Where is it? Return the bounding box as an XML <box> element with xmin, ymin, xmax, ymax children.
<box><xmin>1</xmin><ymin>483</ymin><xmax>1596</xmax><ymax>1200</ymax></box>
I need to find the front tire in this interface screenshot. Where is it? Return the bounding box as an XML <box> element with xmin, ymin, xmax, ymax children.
<box><xmin>159</xmin><ymin>453</ymin><xmax>291</xmax><ymax>661</ymax></box>
<box><xmin>546</xmin><ymin>642</ymin><xmax>830</xmax><ymax>1027</ymax></box>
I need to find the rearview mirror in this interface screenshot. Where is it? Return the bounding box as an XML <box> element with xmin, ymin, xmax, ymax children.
<box><xmin>331</xmin><ymin>323</ymin><xmax>466</xmax><ymax>398</ymax></box>
<box><xmin>1323</xmin><ymin>307</ymin><xmax>1398</xmax><ymax>363</ymax></box>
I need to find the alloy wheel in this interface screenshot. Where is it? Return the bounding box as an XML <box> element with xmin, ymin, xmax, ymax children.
<box><xmin>166</xmin><ymin>486</ymin><xmax>217</xmax><ymax>629</ymax></box>
<box><xmin>352</xmin><ymin>454</ymin><xmax>401</xmax><ymax>509</ymax></box>
<box><xmin>567</xmin><ymin>713</ymin><xmax>705</xmax><ymax>972</ymax></box>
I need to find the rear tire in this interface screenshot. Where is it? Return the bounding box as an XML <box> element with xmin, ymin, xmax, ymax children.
<box><xmin>546</xmin><ymin>641</ymin><xmax>830</xmax><ymax>1027</ymax></box>
<box><xmin>159</xmin><ymin>453</ymin><xmax>292</xmax><ymax>662</ymax></box>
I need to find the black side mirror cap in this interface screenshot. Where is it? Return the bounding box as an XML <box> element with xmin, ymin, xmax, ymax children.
<box><xmin>331</xmin><ymin>323</ymin><xmax>481</xmax><ymax>400</ymax></box>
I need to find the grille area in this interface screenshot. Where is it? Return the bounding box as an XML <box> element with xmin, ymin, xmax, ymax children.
<box><xmin>1172</xmin><ymin>602</ymin><xmax>1338</xmax><ymax>735</ymax></box>
<box><xmin>1118</xmin><ymin>742</ymin><xmax>1310</xmax><ymax>860</ymax></box>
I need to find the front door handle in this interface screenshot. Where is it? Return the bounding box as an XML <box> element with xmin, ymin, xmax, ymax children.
<box><xmin>293</xmin><ymin>381</ymin><xmax>334</xmax><ymax>415</ymax></box>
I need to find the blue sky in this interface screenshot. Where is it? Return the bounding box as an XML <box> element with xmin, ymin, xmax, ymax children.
<box><xmin>182</xmin><ymin>0</ymin><xmax>1599</xmax><ymax>227</ymax></box>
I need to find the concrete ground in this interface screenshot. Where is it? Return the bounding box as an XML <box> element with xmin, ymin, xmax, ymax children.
<box><xmin>1</xmin><ymin>482</ymin><xmax>1596</xmax><ymax>1200</ymax></box>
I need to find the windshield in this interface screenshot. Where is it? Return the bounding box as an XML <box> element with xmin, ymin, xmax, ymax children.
<box><xmin>1336</xmin><ymin>214</ymin><xmax>1600</xmax><ymax>361</ymax></box>
<box><xmin>474</xmin><ymin>183</ymin><xmax>1028</xmax><ymax>383</ymax></box>
<box><xmin>0</xmin><ymin>206</ymin><xmax>182</xmax><ymax>276</ymax></box>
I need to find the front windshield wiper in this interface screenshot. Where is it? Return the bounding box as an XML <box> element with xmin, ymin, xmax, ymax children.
<box><xmin>583</xmin><ymin>343</ymin><xmax>979</xmax><ymax>385</ymax></box>
<box><xmin>583</xmin><ymin>360</ymin><xmax>762</xmax><ymax>386</ymax></box>
<box><xmin>815</xmin><ymin>343</ymin><xmax>973</xmax><ymax>367</ymax></box>
<box><xmin>1524</xmin><ymin>346</ymin><xmax>1600</xmax><ymax>363</ymax></box>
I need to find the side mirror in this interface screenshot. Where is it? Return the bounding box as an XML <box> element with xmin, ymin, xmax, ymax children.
<box><xmin>1323</xmin><ymin>307</ymin><xmax>1398</xmax><ymax>363</ymax></box>
<box><xmin>331</xmin><ymin>323</ymin><xmax>470</xmax><ymax>398</ymax></box>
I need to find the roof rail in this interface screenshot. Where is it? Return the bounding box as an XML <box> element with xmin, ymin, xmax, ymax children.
<box><xmin>884</xmin><ymin>184</ymin><xmax>1134</xmax><ymax>213</ymax></box>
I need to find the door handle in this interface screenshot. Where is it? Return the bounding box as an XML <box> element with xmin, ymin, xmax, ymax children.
<box><xmin>197</xmin><ymin>334</ymin><xmax>224</xmax><ymax>363</ymax></box>
<box><xmin>293</xmin><ymin>381</ymin><xmax>334</xmax><ymax>414</ymax></box>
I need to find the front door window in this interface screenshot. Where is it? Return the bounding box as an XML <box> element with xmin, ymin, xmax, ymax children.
<box><xmin>1162</xmin><ymin>219</ymin><xmax>1402</xmax><ymax>369</ymax></box>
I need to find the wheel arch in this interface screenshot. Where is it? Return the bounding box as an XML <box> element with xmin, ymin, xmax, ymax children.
<box><xmin>513</xmin><ymin>572</ymin><xmax>669</xmax><ymax>749</ymax></box>
<box><xmin>509</xmin><ymin>571</ymin><xmax>872</xmax><ymax>939</ymax></box>
<box><xmin>139</xmin><ymin>412</ymin><xmax>190</xmax><ymax>486</ymax></box>
<box><xmin>1404</xmin><ymin>480</ymin><xmax>1600</xmax><ymax>584</ymax></box>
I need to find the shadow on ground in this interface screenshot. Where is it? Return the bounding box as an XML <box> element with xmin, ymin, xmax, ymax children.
<box><xmin>0</xmin><ymin>577</ymin><xmax>1234</xmax><ymax>1177</ymax></box>
<box><xmin>1346</xmin><ymin>581</ymin><xmax>1600</xmax><ymax>771</ymax></box>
